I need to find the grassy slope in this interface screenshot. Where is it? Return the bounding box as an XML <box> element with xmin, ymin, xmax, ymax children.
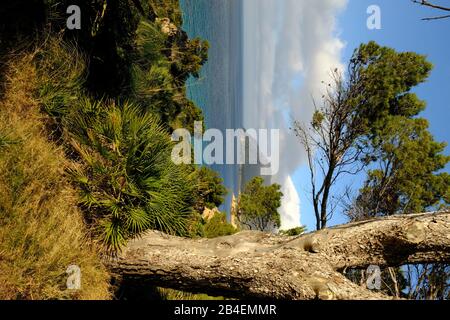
<box><xmin>0</xmin><ymin>54</ymin><xmax>110</xmax><ymax>300</ymax></box>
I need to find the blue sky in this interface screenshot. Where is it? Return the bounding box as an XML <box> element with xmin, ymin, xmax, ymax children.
<box><xmin>296</xmin><ymin>0</ymin><xmax>450</xmax><ymax>231</ymax></box>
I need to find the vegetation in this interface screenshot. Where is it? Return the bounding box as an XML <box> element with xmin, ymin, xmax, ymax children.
<box><xmin>191</xmin><ymin>166</ymin><xmax>228</xmax><ymax>213</ymax></box>
<box><xmin>65</xmin><ymin>99</ymin><xmax>195</xmax><ymax>251</ymax></box>
<box><xmin>348</xmin><ymin>117</ymin><xmax>450</xmax><ymax>219</ymax></box>
<box><xmin>0</xmin><ymin>1</ymin><xmax>214</xmax><ymax>253</ymax></box>
<box><xmin>237</xmin><ymin>177</ymin><xmax>283</xmax><ymax>231</ymax></box>
<box><xmin>187</xmin><ymin>210</ymin><xmax>237</xmax><ymax>239</ymax></box>
<box><xmin>130</xmin><ymin>19</ymin><xmax>208</xmax><ymax>132</ymax></box>
<box><xmin>0</xmin><ymin>0</ymin><xmax>218</xmax><ymax>299</ymax></box>
<box><xmin>34</xmin><ymin>37</ymin><xmax>87</xmax><ymax>122</ymax></box>
<box><xmin>1</xmin><ymin>0</ymin><xmax>208</xmax><ymax>132</ymax></box>
<box><xmin>344</xmin><ymin>44</ymin><xmax>449</xmax><ymax>300</ymax></box>
<box><xmin>279</xmin><ymin>226</ymin><xmax>306</xmax><ymax>236</ymax></box>
<box><xmin>0</xmin><ymin>54</ymin><xmax>110</xmax><ymax>299</ymax></box>
<box><xmin>294</xmin><ymin>41</ymin><xmax>446</xmax><ymax>230</ymax></box>
<box><xmin>203</xmin><ymin>212</ymin><xmax>237</xmax><ymax>238</ymax></box>
<box><xmin>295</xmin><ymin>41</ymin><xmax>450</xmax><ymax>299</ymax></box>
<box><xmin>1</xmin><ymin>0</ymin><xmax>449</xmax><ymax>301</ymax></box>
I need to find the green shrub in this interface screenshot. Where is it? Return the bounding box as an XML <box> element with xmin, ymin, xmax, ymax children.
<box><xmin>34</xmin><ymin>37</ymin><xmax>86</xmax><ymax>119</ymax></box>
<box><xmin>279</xmin><ymin>226</ymin><xmax>306</xmax><ymax>236</ymax></box>
<box><xmin>203</xmin><ymin>212</ymin><xmax>237</xmax><ymax>239</ymax></box>
<box><xmin>65</xmin><ymin>99</ymin><xmax>195</xmax><ymax>251</ymax></box>
<box><xmin>131</xmin><ymin>19</ymin><xmax>205</xmax><ymax>132</ymax></box>
<box><xmin>135</xmin><ymin>20</ymin><xmax>168</xmax><ymax>64</ymax></box>
<box><xmin>130</xmin><ymin>63</ymin><xmax>176</xmax><ymax>121</ymax></box>
<box><xmin>238</xmin><ymin>177</ymin><xmax>283</xmax><ymax>231</ymax></box>
<box><xmin>148</xmin><ymin>0</ymin><xmax>183</xmax><ymax>26</ymax></box>
<box><xmin>192</xmin><ymin>166</ymin><xmax>228</xmax><ymax>213</ymax></box>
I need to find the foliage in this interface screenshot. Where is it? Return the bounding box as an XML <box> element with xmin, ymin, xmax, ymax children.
<box><xmin>130</xmin><ymin>19</ymin><xmax>176</xmax><ymax>127</ymax></box>
<box><xmin>0</xmin><ymin>131</ymin><xmax>17</xmax><ymax>149</ymax></box>
<box><xmin>327</xmin><ymin>44</ymin><xmax>450</xmax><ymax>300</ymax></box>
<box><xmin>0</xmin><ymin>56</ymin><xmax>110</xmax><ymax>299</ymax></box>
<box><xmin>8</xmin><ymin>23</ymin><xmax>214</xmax><ymax>252</ymax></box>
<box><xmin>3</xmin><ymin>5</ymin><xmax>216</xmax><ymax>253</ymax></box>
<box><xmin>130</xmin><ymin>19</ymin><xmax>207</xmax><ymax>132</ymax></box>
<box><xmin>237</xmin><ymin>177</ymin><xmax>283</xmax><ymax>231</ymax></box>
<box><xmin>203</xmin><ymin>212</ymin><xmax>237</xmax><ymax>238</ymax></box>
<box><xmin>279</xmin><ymin>226</ymin><xmax>307</xmax><ymax>236</ymax></box>
<box><xmin>348</xmin><ymin>117</ymin><xmax>450</xmax><ymax>219</ymax></box>
<box><xmin>186</xmin><ymin>211</ymin><xmax>206</xmax><ymax>238</ymax></box>
<box><xmin>187</xmin><ymin>210</ymin><xmax>237</xmax><ymax>239</ymax></box>
<box><xmin>148</xmin><ymin>0</ymin><xmax>184</xmax><ymax>26</ymax></box>
<box><xmin>7</xmin><ymin>35</ymin><xmax>207</xmax><ymax>253</ymax></box>
<box><xmin>45</xmin><ymin>0</ymin><xmax>142</xmax><ymax>95</ymax></box>
<box><xmin>34</xmin><ymin>36</ymin><xmax>87</xmax><ymax>119</ymax></box>
<box><xmin>135</xmin><ymin>20</ymin><xmax>168</xmax><ymax>64</ymax></box>
<box><xmin>192</xmin><ymin>166</ymin><xmax>228</xmax><ymax>213</ymax></box>
<box><xmin>170</xmin><ymin>37</ymin><xmax>210</xmax><ymax>83</ymax></box>
<box><xmin>349</xmin><ymin>41</ymin><xmax>432</xmax><ymax>135</ymax></box>
<box><xmin>64</xmin><ymin>99</ymin><xmax>195</xmax><ymax>251</ymax></box>
<box><xmin>0</xmin><ymin>0</ymin><xmax>224</xmax><ymax>300</ymax></box>
<box><xmin>294</xmin><ymin>41</ymin><xmax>435</xmax><ymax>230</ymax></box>
<box><xmin>2</xmin><ymin>1</ymin><xmax>208</xmax><ymax>132</ymax></box>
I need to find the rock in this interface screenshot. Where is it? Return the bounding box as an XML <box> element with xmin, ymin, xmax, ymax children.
<box><xmin>155</xmin><ymin>18</ymin><xmax>178</xmax><ymax>36</ymax></box>
<box><xmin>202</xmin><ymin>207</ymin><xmax>221</xmax><ymax>221</ymax></box>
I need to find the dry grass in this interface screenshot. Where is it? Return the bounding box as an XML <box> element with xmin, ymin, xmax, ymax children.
<box><xmin>0</xmin><ymin>52</ymin><xmax>110</xmax><ymax>300</ymax></box>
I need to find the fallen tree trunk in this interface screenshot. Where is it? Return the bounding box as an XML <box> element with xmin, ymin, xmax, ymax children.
<box><xmin>105</xmin><ymin>212</ymin><xmax>450</xmax><ymax>300</ymax></box>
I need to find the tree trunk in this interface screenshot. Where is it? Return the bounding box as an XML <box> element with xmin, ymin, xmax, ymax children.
<box><xmin>105</xmin><ymin>212</ymin><xmax>450</xmax><ymax>300</ymax></box>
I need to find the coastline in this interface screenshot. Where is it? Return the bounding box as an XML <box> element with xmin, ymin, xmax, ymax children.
<box><xmin>180</xmin><ymin>0</ymin><xmax>244</xmax><ymax>213</ymax></box>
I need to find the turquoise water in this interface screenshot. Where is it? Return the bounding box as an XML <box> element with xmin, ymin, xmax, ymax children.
<box><xmin>180</xmin><ymin>0</ymin><xmax>243</xmax><ymax>212</ymax></box>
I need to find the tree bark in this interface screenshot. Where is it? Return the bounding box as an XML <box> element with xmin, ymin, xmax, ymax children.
<box><xmin>105</xmin><ymin>212</ymin><xmax>450</xmax><ymax>300</ymax></box>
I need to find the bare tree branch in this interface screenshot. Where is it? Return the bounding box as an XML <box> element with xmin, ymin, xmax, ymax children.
<box><xmin>412</xmin><ymin>0</ymin><xmax>450</xmax><ymax>20</ymax></box>
<box><xmin>293</xmin><ymin>69</ymin><xmax>366</xmax><ymax>230</ymax></box>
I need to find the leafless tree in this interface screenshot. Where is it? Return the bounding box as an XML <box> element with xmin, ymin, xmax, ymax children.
<box><xmin>293</xmin><ymin>68</ymin><xmax>366</xmax><ymax>230</ymax></box>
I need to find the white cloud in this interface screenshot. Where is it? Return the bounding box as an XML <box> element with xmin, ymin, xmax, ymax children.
<box><xmin>279</xmin><ymin>175</ymin><xmax>302</xmax><ymax>230</ymax></box>
<box><xmin>242</xmin><ymin>0</ymin><xmax>347</xmax><ymax>227</ymax></box>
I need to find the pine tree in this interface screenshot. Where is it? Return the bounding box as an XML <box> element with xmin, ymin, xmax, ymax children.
<box><xmin>237</xmin><ymin>177</ymin><xmax>283</xmax><ymax>232</ymax></box>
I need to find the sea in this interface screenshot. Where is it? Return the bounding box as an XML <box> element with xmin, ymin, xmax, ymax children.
<box><xmin>179</xmin><ymin>0</ymin><xmax>245</xmax><ymax>213</ymax></box>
